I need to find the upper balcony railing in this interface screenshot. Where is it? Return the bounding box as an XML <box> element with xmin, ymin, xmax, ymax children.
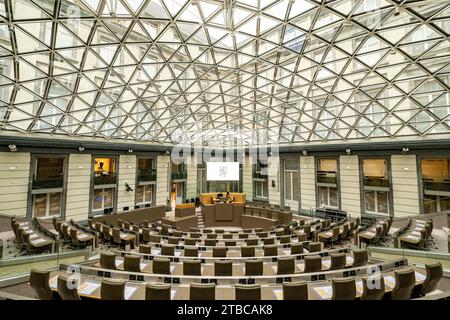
<box><xmin>94</xmin><ymin>172</ymin><xmax>117</xmax><ymax>185</ymax></box>
<box><xmin>316</xmin><ymin>171</ymin><xmax>337</xmax><ymax>184</ymax></box>
<box><xmin>364</xmin><ymin>176</ymin><xmax>389</xmax><ymax>188</ymax></box>
<box><xmin>138</xmin><ymin>169</ymin><xmax>157</xmax><ymax>182</ymax></box>
<box><xmin>423</xmin><ymin>178</ymin><xmax>450</xmax><ymax>193</ymax></box>
<box><xmin>32</xmin><ymin>177</ymin><xmax>63</xmax><ymax>189</ymax></box>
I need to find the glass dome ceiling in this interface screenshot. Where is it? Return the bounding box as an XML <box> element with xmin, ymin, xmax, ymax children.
<box><xmin>1</xmin><ymin>0</ymin><xmax>450</xmax><ymax>147</ymax></box>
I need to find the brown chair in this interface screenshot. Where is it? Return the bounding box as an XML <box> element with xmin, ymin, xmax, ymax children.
<box><xmin>222</xmin><ymin>233</ymin><xmax>233</xmax><ymax>239</ymax></box>
<box><xmin>152</xmin><ymin>257</ymin><xmax>171</xmax><ymax>274</ymax></box>
<box><xmin>303</xmin><ymin>255</ymin><xmax>322</xmax><ymax>273</ymax></box>
<box><xmin>190</xmin><ymin>283</ymin><xmax>215</xmax><ymax>300</ymax></box>
<box><xmin>263</xmin><ymin>237</ymin><xmax>275</xmax><ymax>245</ymax></box>
<box><xmin>161</xmin><ymin>244</ymin><xmax>175</xmax><ymax>256</ymax></box>
<box><xmin>422</xmin><ymin>262</ymin><xmax>443</xmax><ymax>295</ymax></box>
<box><xmin>241</xmin><ymin>246</ymin><xmax>256</xmax><ymax>257</ymax></box>
<box><xmin>204</xmin><ymin>239</ymin><xmax>217</xmax><ymax>246</ymax></box>
<box><xmin>277</xmin><ymin>257</ymin><xmax>295</xmax><ymax>275</ymax></box>
<box><xmin>206</xmin><ymin>233</ymin><xmax>217</xmax><ymax>239</ymax></box>
<box><xmin>291</xmin><ymin>243</ymin><xmax>303</xmax><ymax>255</ymax></box>
<box><xmin>100</xmin><ymin>252</ymin><xmax>117</xmax><ymax>270</ymax></box>
<box><xmin>61</xmin><ymin>224</ymin><xmax>70</xmax><ymax>241</ymax></box>
<box><xmin>245</xmin><ymin>259</ymin><xmax>263</xmax><ymax>276</ymax></box>
<box><xmin>29</xmin><ymin>269</ymin><xmax>53</xmax><ymax>300</ymax></box>
<box><xmin>203</xmin><ymin>229</ymin><xmax>213</xmax><ymax>234</ymax></box>
<box><xmin>283</xmin><ymin>281</ymin><xmax>308</xmax><ymax>300</ymax></box>
<box><xmin>225</xmin><ymin>240</ymin><xmax>236</xmax><ymax>247</ymax></box>
<box><xmin>331</xmin><ymin>277</ymin><xmax>357</xmax><ymax>300</ymax></box>
<box><xmin>123</xmin><ymin>254</ymin><xmax>142</xmax><ymax>272</ymax></box>
<box><xmin>297</xmin><ymin>233</ymin><xmax>308</xmax><ymax>242</ymax></box>
<box><xmin>235</xmin><ymin>284</ymin><xmax>261</xmax><ymax>300</ymax></box>
<box><xmin>361</xmin><ymin>275</ymin><xmax>385</xmax><ymax>300</ymax></box>
<box><xmin>239</xmin><ymin>233</ymin><xmax>249</xmax><ymax>239</ymax></box>
<box><xmin>184</xmin><ymin>246</ymin><xmax>199</xmax><ymax>257</ymax></box>
<box><xmin>173</xmin><ymin>231</ymin><xmax>183</xmax><ymax>238</ymax></box>
<box><xmin>213</xmin><ymin>247</ymin><xmax>227</xmax><ymax>258</ymax></box>
<box><xmin>308</xmin><ymin>242</ymin><xmax>322</xmax><ymax>253</ymax></box>
<box><xmin>139</xmin><ymin>244</ymin><xmax>152</xmax><ymax>254</ymax></box>
<box><xmin>246</xmin><ymin>238</ymin><xmax>258</xmax><ymax>246</ymax></box>
<box><xmin>264</xmin><ymin>245</ymin><xmax>278</xmax><ymax>256</ymax></box>
<box><xmin>149</xmin><ymin>234</ymin><xmax>161</xmax><ymax>243</ymax></box>
<box><xmin>183</xmin><ymin>260</ymin><xmax>201</xmax><ymax>276</ymax></box>
<box><xmin>257</xmin><ymin>232</ymin><xmax>268</xmax><ymax>238</ymax></box>
<box><xmin>57</xmin><ymin>275</ymin><xmax>81</xmax><ymax>300</ymax></box>
<box><xmin>329</xmin><ymin>253</ymin><xmax>347</xmax><ymax>270</ymax></box>
<box><xmin>215</xmin><ymin>229</ymin><xmax>224</xmax><ymax>234</ymax></box>
<box><xmin>215</xmin><ymin>260</ymin><xmax>233</xmax><ymax>276</ymax></box>
<box><xmin>184</xmin><ymin>238</ymin><xmax>197</xmax><ymax>246</ymax></box>
<box><xmin>168</xmin><ymin>237</ymin><xmax>180</xmax><ymax>245</ymax></box>
<box><xmin>145</xmin><ymin>283</ymin><xmax>171</xmax><ymax>300</ymax></box>
<box><xmin>100</xmin><ymin>280</ymin><xmax>125</xmax><ymax>300</ymax></box>
<box><xmin>391</xmin><ymin>268</ymin><xmax>416</xmax><ymax>300</ymax></box>
<box><xmin>190</xmin><ymin>232</ymin><xmax>201</xmax><ymax>239</ymax></box>
<box><xmin>352</xmin><ymin>249</ymin><xmax>368</xmax><ymax>267</ymax></box>
<box><xmin>279</xmin><ymin>235</ymin><xmax>290</xmax><ymax>244</ymax></box>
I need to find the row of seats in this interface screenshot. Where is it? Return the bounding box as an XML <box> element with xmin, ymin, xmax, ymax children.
<box><xmin>400</xmin><ymin>219</ymin><xmax>434</xmax><ymax>250</ymax></box>
<box><xmin>53</xmin><ymin>218</ymin><xmax>95</xmax><ymax>249</ymax></box>
<box><xmin>10</xmin><ymin>217</ymin><xmax>53</xmax><ymax>255</ymax></box>
<box><xmin>358</xmin><ymin>217</ymin><xmax>393</xmax><ymax>246</ymax></box>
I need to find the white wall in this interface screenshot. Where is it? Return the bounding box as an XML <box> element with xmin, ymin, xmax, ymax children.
<box><xmin>65</xmin><ymin>154</ymin><xmax>91</xmax><ymax>221</ymax></box>
<box><xmin>117</xmin><ymin>155</ymin><xmax>136</xmax><ymax>210</ymax></box>
<box><xmin>268</xmin><ymin>156</ymin><xmax>280</xmax><ymax>205</ymax></box>
<box><xmin>156</xmin><ymin>155</ymin><xmax>170</xmax><ymax>206</ymax></box>
<box><xmin>242</xmin><ymin>154</ymin><xmax>253</xmax><ymax>201</ymax></box>
<box><xmin>391</xmin><ymin>154</ymin><xmax>420</xmax><ymax>217</ymax></box>
<box><xmin>300</xmin><ymin>156</ymin><xmax>315</xmax><ymax>212</ymax></box>
<box><xmin>340</xmin><ymin>155</ymin><xmax>361</xmax><ymax>218</ymax></box>
<box><xmin>186</xmin><ymin>156</ymin><xmax>197</xmax><ymax>200</ymax></box>
<box><xmin>0</xmin><ymin>152</ymin><xmax>30</xmax><ymax>216</ymax></box>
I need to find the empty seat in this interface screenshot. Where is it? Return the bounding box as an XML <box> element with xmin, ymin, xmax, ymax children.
<box><xmin>264</xmin><ymin>245</ymin><xmax>278</xmax><ymax>256</ymax></box>
<box><xmin>277</xmin><ymin>257</ymin><xmax>295</xmax><ymax>275</ymax></box>
<box><xmin>190</xmin><ymin>283</ymin><xmax>215</xmax><ymax>300</ymax></box>
<box><xmin>149</xmin><ymin>235</ymin><xmax>161</xmax><ymax>243</ymax></box>
<box><xmin>183</xmin><ymin>260</ymin><xmax>201</xmax><ymax>276</ymax></box>
<box><xmin>161</xmin><ymin>244</ymin><xmax>175</xmax><ymax>256</ymax></box>
<box><xmin>184</xmin><ymin>246</ymin><xmax>199</xmax><ymax>257</ymax></box>
<box><xmin>184</xmin><ymin>238</ymin><xmax>197</xmax><ymax>246</ymax></box>
<box><xmin>303</xmin><ymin>255</ymin><xmax>322</xmax><ymax>273</ymax></box>
<box><xmin>29</xmin><ymin>269</ymin><xmax>53</xmax><ymax>300</ymax></box>
<box><xmin>257</xmin><ymin>232</ymin><xmax>268</xmax><ymax>238</ymax></box>
<box><xmin>391</xmin><ymin>268</ymin><xmax>416</xmax><ymax>300</ymax></box>
<box><xmin>246</xmin><ymin>238</ymin><xmax>258</xmax><ymax>246</ymax></box>
<box><xmin>215</xmin><ymin>229</ymin><xmax>224</xmax><ymax>234</ymax></box>
<box><xmin>239</xmin><ymin>233</ymin><xmax>249</xmax><ymax>239</ymax></box>
<box><xmin>422</xmin><ymin>262</ymin><xmax>443</xmax><ymax>295</ymax></box>
<box><xmin>331</xmin><ymin>277</ymin><xmax>357</xmax><ymax>300</ymax></box>
<box><xmin>235</xmin><ymin>284</ymin><xmax>261</xmax><ymax>300</ymax></box>
<box><xmin>57</xmin><ymin>275</ymin><xmax>81</xmax><ymax>300</ymax></box>
<box><xmin>308</xmin><ymin>242</ymin><xmax>322</xmax><ymax>253</ymax></box>
<box><xmin>213</xmin><ymin>247</ymin><xmax>227</xmax><ymax>258</ymax></box>
<box><xmin>190</xmin><ymin>232</ymin><xmax>201</xmax><ymax>239</ymax></box>
<box><xmin>329</xmin><ymin>253</ymin><xmax>346</xmax><ymax>270</ymax></box>
<box><xmin>206</xmin><ymin>233</ymin><xmax>217</xmax><ymax>239</ymax></box>
<box><xmin>361</xmin><ymin>275</ymin><xmax>385</xmax><ymax>300</ymax></box>
<box><xmin>203</xmin><ymin>229</ymin><xmax>212</xmax><ymax>233</ymax></box>
<box><xmin>215</xmin><ymin>260</ymin><xmax>233</xmax><ymax>276</ymax></box>
<box><xmin>168</xmin><ymin>237</ymin><xmax>180</xmax><ymax>245</ymax></box>
<box><xmin>224</xmin><ymin>240</ymin><xmax>236</xmax><ymax>246</ymax></box>
<box><xmin>291</xmin><ymin>243</ymin><xmax>303</xmax><ymax>255</ymax></box>
<box><xmin>263</xmin><ymin>237</ymin><xmax>275</xmax><ymax>245</ymax></box>
<box><xmin>352</xmin><ymin>249</ymin><xmax>368</xmax><ymax>267</ymax></box>
<box><xmin>279</xmin><ymin>235</ymin><xmax>290</xmax><ymax>244</ymax></box>
<box><xmin>123</xmin><ymin>254</ymin><xmax>142</xmax><ymax>272</ymax></box>
<box><xmin>297</xmin><ymin>233</ymin><xmax>308</xmax><ymax>242</ymax></box>
<box><xmin>222</xmin><ymin>233</ymin><xmax>233</xmax><ymax>239</ymax></box>
<box><xmin>241</xmin><ymin>246</ymin><xmax>256</xmax><ymax>257</ymax></box>
<box><xmin>245</xmin><ymin>259</ymin><xmax>263</xmax><ymax>276</ymax></box>
<box><xmin>173</xmin><ymin>231</ymin><xmax>183</xmax><ymax>238</ymax></box>
<box><xmin>100</xmin><ymin>280</ymin><xmax>125</xmax><ymax>300</ymax></box>
<box><xmin>189</xmin><ymin>227</ymin><xmax>199</xmax><ymax>233</ymax></box>
<box><xmin>204</xmin><ymin>239</ymin><xmax>217</xmax><ymax>246</ymax></box>
<box><xmin>145</xmin><ymin>283</ymin><xmax>171</xmax><ymax>300</ymax></box>
<box><xmin>139</xmin><ymin>244</ymin><xmax>152</xmax><ymax>254</ymax></box>
<box><xmin>100</xmin><ymin>252</ymin><xmax>117</xmax><ymax>270</ymax></box>
<box><xmin>283</xmin><ymin>281</ymin><xmax>308</xmax><ymax>300</ymax></box>
<box><xmin>152</xmin><ymin>257</ymin><xmax>171</xmax><ymax>274</ymax></box>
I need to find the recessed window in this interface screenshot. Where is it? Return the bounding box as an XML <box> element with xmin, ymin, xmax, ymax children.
<box><xmin>92</xmin><ymin>157</ymin><xmax>117</xmax><ymax>213</ymax></box>
<box><xmin>421</xmin><ymin>159</ymin><xmax>450</xmax><ymax>213</ymax></box>
<box><xmin>317</xmin><ymin>158</ymin><xmax>339</xmax><ymax>209</ymax></box>
<box><xmin>362</xmin><ymin>158</ymin><xmax>391</xmax><ymax>215</ymax></box>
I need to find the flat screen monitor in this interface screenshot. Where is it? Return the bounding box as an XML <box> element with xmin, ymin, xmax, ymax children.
<box><xmin>207</xmin><ymin>162</ymin><xmax>239</xmax><ymax>181</ymax></box>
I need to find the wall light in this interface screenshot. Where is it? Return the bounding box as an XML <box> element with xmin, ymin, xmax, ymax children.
<box><xmin>345</xmin><ymin>148</ymin><xmax>351</xmax><ymax>155</ymax></box>
<box><xmin>8</xmin><ymin>144</ymin><xmax>17</xmax><ymax>152</ymax></box>
<box><xmin>78</xmin><ymin>146</ymin><xmax>85</xmax><ymax>152</ymax></box>
<box><xmin>402</xmin><ymin>147</ymin><xmax>409</xmax><ymax>153</ymax></box>
<box><xmin>128</xmin><ymin>149</ymin><xmax>134</xmax><ymax>153</ymax></box>
<box><xmin>302</xmin><ymin>150</ymin><xmax>308</xmax><ymax>156</ymax></box>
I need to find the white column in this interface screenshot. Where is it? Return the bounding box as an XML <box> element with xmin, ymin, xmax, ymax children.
<box><xmin>340</xmin><ymin>155</ymin><xmax>361</xmax><ymax>218</ymax></box>
<box><xmin>268</xmin><ymin>156</ymin><xmax>280</xmax><ymax>205</ymax></box>
<box><xmin>186</xmin><ymin>156</ymin><xmax>197</xmax><ymax>200</ymax></box>
<box><xmin>300</xmin><ymin>156</ymin><xmax>315</xmax><ymax>212</ymax></box>
<box><xmin>391</xmin><ymin>155</ymin><xmax>420</xmax><ymax>217</ymax></box>
<box><xmin>242</xmin><ymin>154</ymin><xmax>253</xmax><ymax>201</ymax></box>
<box><xmin>117</xmin><ymin>155</ymin><xmax>136</xmax><ymax>210</ymax></box>
<box><xmin>66</xmin><ymin>154</ymin><xmax>91</xmax><ymax>221</ymax></box>
<box><xmin>156</xmin><ymin>155</ymin><xmax>170</xmax><ymax>206</ymax></box>
<box><xmin>0</xmin><ymin>152</ymin><xmax>30</xmax><ymax>216</ymax></box>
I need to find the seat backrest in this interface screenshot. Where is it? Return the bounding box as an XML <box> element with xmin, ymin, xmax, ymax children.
<box><xmin>161</xmin><ymin>244</ymin><xmax>175</xmax><ymax>256</ymax></box>
<box><xmin>190</xmin><ymin>283</ymin><xmax>215</xmax><ymax>300</ymax></box>
<box><xmin>235</xmin><ymin>284</ymin><xmax>261</xmax><ymax>300</ymax></box>
<box><xmin>239</xmin><ymin>233</ymin><xmax>249</xmax><ymax>239</ymax></box>
<box><xmin>241</xmin><ymin>246</ymin><xmax>256</xmax><ymax>257</ymax></box>
<box><xmin>183</xmin><ymin>260</ymin><xmax>201</xmax><ymax>276</ymax></box>
<box><xmin>422</xmin><ymin>262</ymin><xmax>443</xmax><ymax>295</ymax></box>
<box><xmin>297</xmin><ymin>233</ymin><xmax>308</xmax><ymax>242</ymax></box>
<box><xmin>152</xmin><ymin>257</ymin><xmax>171</xmax><ymax>274</ymax></box>
<box><xmin>392</xmin><ymin>268</ymin><xmax>416</xmax><ymax>300</ymax></box>
<box><xmin>291</xmin><ymin>243</ymin><xmax>304</xmax><ymax>255</ymax></box>
<box><xmin>204</xmin><ymin>239</ymin><xmax>217</xmax><ymax>246</ymax></box>
<box><xmin>100</xmin><ymin>251</ymin><xmax>117</xmax><ymax>270</ymax></box>
<box><xmin>246</xmin><ymin>238</ymin><xmax>258</xmax><ymax>246</ymax></box>
<box><xmin>123</xmin><ymin>254</ymin><xmax>142</xmax><ymax>272</ymax></box>
<box><xmin>303</xmin><ymin>255</ymin><xmax>322</xmax><ymax>273</ymax></box>
<box><xmin>206</xmin><ymin>233</ymin><xmax>218</xmax><ymax>239</ymax></box>
<box><xmin>112</xmin><ymin>228</ymin><xmax>121</xmax><ymax>243</ymax></box>
<box><xmin>283</xmin><ymin>281</ymin><xmax>308</xmax><ymax>300</ymax></box>
<box><xmin>100</xmin><ymin>280</ymin><xmax>125</xmax><ymax>300</ymax></box>
<box><xmin>361</xmin><ymin>275</ymin><xmax>385</xmax><ymax>300</ymax></box>
<box><xmin>245</xmin><ymin>259</ymin><xmax>263</xmax><ymax>276</ymax></box>
<box><xmin>62</xmin><ymin>224</ymin><xmax>70</xmax><ymax>240</ymax></box>
<box><xmin>352</xmin><ymin>249</ymin><xmax>368</xmax><ymax>267</ymax></box>
<box><xmin>277</xmin><ymin>257</ymin><xmax>295</xmax><ymax>275</ymax></box>
<box><xmin>102</xmin><ymin>225</ymin><xmax>111</xmax><ymax>241</ymax></box>
<box><xmin>190</xmin><ymin>232</ymin><xmax>201</xmax><ymax>239</ymax></box>
<box><xmin>279</xmin><ymin>235</ymin><xmax>291</xmax><ymax>244</ymax></box>
<box><xmin>213</xmin><ymin>246</ymin><xmax>227</xmax><ymax>258</ymax></box>
<box><xmin>222</xmin><ymin>233</ymin><xmax>233</xmax><ymax>239</ymax></box>
<box><xmin>69</xmin><ymin>228</ymin><xmax>78</xmax><ymax>241</ymax></box>
<box><xmin>330</xmin><ymin>253</ymin><xmax>347</xmax><ymax>270</ymax></box>
<box><xmin>308</xmin><ymin>242</ymin><xmax>322</xmax><ymax>253</ymax></box>
<box><xmin>263</xmin><ymin>237</ymin><xmax>275</xmax><ymax>245</ymax></box>
<box><xmin>331</xmin><ymin>277</ymin><xmax>357</xmax><ymax>300</ymax></box>
<box><xmin>215</xmin><ymin>260</ymin><xmax>233</xmax><ymax>276</ymax></box>
<box><xmin>184</xmin><ymin>246</ymin><xmax>199</xmax><ymax>257</ymax></box>
<box><xmin>29</xmin><ymin>269</ymin><xmax>53</xmax><ymax>300</ymax></box>
<box><xmin>264</xmin><ymin>245</ymin><xmax>278</xmax><ymax>256</ymax></box>
<box><xmin>57</xmin><ymin>275</ymin><xmax>81</xmax><ymax>300</ymax></box>
<box><xmin>139</xmin><ymin>244</ymin><xmax>152</xmax><ymax>254</ymax></box>
<box><xmin>341</xmin><ymin>224</ymin><xmax>349</xmax><ymax>238</ymax></box>
<box><xmin>149</xmin><ymin>234</ymin><xmax>161</xmax><ymax>243</ymax></box>
<box><xmin>225</xmin><ymin>240</ymin><xmax>236</xmax><ymax>246</ymax></box>
<box><xmin>94</xmin><ymin>222</ymin><xmax>102</xmax><ymax>233</ymax></box>
<box><xmin>168</xmin><ymin>237</ymin><xmax>180</xmax><ymax>245</ymax></box>
<box><xmin>145</xmin><ymin>283</ymin><xmax>171</xmax><ymax>300</ymax></box>
<box><xmin>184</xmin><ymin>238</ymin><xmax>197</xmax><ymax>246</ymax></box>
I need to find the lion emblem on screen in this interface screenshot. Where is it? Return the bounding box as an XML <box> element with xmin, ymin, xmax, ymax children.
<box><xmin>218</xmin><ymin>165</ymin><xmax>228</xmax><ymax>179</ymax></box>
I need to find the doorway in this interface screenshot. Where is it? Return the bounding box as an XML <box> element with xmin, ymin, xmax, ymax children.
<box><xmin>171</xmin><ymin>181</ymin><xmax>185</xmax><ymax>208</ymax></box>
